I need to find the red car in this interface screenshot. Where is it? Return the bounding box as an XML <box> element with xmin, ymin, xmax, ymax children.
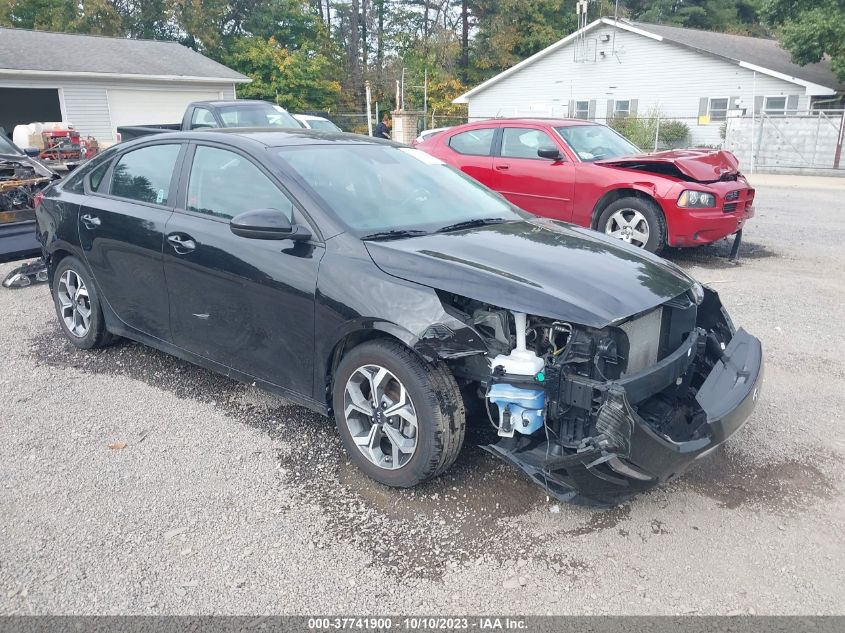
<box><xmin>417</xmin><ymin>118</ymin><xmax>755</xmax><ymax>253</ymax></box>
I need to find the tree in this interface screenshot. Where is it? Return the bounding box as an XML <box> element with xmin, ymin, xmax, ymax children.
<box><xmin>226</xmin><ymin>35</ymin><xmax>342</xmax><ymax>111</ymax></box>
<box><xmin>763</xmin><ymin>0</ymin><xmax>845</xmax><ymax>81</ymax></box>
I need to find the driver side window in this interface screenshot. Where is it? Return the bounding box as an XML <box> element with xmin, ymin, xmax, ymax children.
<box><xmin>187</xmin><ymin>146</ymin><xmax>293</xmax><ymax>221</ymax></box>
<box><xmin>501</xmin><ymin>128</ymin><xmax>557</xmax><ymax>160</ymax></box>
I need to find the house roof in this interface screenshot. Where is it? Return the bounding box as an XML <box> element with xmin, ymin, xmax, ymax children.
<box><xmin>454</xmin><ymin>17</ymin><xmax>843</xmax><ymax>103</ymax></box>
<box><xmin>0</xmin><ymin>27</ymin><xmax>250</xmax><ymax>83</ymax></box>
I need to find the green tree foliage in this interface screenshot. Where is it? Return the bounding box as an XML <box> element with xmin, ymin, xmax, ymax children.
<box><xmin>623</xmin><ymin>0</ymin><xmax>765</xmax><ymax>34</ymax></box>
<box><xmin>225</xmin><ymin>35</ymin><xmax>342</xmax><ymax>110</ymax></box>
<box><xmin>763</xmin><ymin>0</ymin><xmax>845</xmax><ymax>81</ymax></box>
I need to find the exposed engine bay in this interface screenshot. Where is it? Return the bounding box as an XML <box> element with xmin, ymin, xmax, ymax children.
<box><xmin>0</xmin><ymin>154</ymin><xmax>56</xmax><ymax>286</ymax></box>
<box><xmin>434</xmin><ymin>286</ymin><xmax>762</xmax><ymax>506</ymax></box>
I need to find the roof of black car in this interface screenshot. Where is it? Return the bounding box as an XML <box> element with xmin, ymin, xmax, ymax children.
<box><xmin>194</xmin><ymin>128</ymin><xmax>396</xmax><ymax>147</ymax></box>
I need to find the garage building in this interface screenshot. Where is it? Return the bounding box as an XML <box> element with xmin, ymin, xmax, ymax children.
<box><xmin>0</xmin><ymin>27</ymin><xmax>250</xmax><ymax>144</ymax></box>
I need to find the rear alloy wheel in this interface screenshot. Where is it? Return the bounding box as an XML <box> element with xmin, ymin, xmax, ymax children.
<box><xmin>598</xmin><ymin>197</ymin><xmax>667</xmax><ymax>254</ymax></box>
<box><xmin>333</xmin><ymin>340</ymin><xmax>465</xmax><ymax>488</ymax></box>
<box><xmin>51</xmin><ymin>255</ymin><xmax>116</xmax><ymax>349</ymax></box>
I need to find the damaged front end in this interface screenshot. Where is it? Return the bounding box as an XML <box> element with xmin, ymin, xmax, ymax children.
<box><xmin>1</xmin><ymin>152</ymin><xmax>57</xmax><ymax>284</ymax></box>
<box><xmin>441</xmin><ymin>286</ymin><xmax>763</xmax><ymax>506</ymax></box>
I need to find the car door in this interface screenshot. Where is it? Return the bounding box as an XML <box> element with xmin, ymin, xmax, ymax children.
<box><xmin>442</xmin><ymin>127</ymin><xmax>498</xmax><ymax>188</ymax></box>
<box><xmin>78</xmin><ymin>142</ymin><xmax>185</xmax><ymax>341</ymax></box>
<box><xmin>162</xmin><ymin>142</ymin><xmax>324</xmax><ymax>396</ymax></box>
<box><xmin>492</xmin><ymin>127</ymin><xmax>575</xmax><ymax>221</ymax></box>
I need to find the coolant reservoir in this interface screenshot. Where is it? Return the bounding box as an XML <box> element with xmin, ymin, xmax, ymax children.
<box><xmin>487</xmin><ymin>312</ymin><xmax>546</xmax><ymax>437</ymax></box>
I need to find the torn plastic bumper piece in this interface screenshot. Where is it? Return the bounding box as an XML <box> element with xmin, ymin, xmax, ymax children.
<box><xmin>2</xmin><ymin>258</ymin><xmax>48</xmax><ymax>288</ymax></box>
<box><xmin>483</xmin><ymin>329</ymin><xmax>763</xmax><ymax>506</ymax></box>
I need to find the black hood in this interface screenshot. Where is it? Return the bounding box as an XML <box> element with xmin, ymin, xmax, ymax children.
<box><xmin>364</xmin><ymin>219</ymin><xmax>694</xmax><ymax>327</ymax></box>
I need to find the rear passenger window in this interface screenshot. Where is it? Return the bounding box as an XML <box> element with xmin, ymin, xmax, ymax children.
<box><xmin>448</xmin><ymin>128</ymin><xmax>495</xmax><ymax>156</ymax></box>
<box><xmin>110</xmin><ymin>144</ymin><xmax>181</xmax><ymax>205</ymax></box>
<box><xmin>186</xmin><ymin>146</ymin><xmax>293</xmax><ymax>221</ymax></box>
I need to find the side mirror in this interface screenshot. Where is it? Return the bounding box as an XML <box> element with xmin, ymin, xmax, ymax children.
<box><xmin>230</xmin><ymin>209</ymin><xmax>311</xmax><ymax>241</ymax></box>
<box><xmin>537</xmin><ymin>146</ymin><xmax>563</xmax><ymax>160</ymax></box>
<box><xmin>23</xmin><ymin>147</ymin><xmax>41</xmax><ymax>157</ymax></box>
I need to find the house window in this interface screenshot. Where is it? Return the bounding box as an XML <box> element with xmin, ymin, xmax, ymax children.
<box><xmin>575</xmin><ymin>101</ymin><xmax>590</xmax><ymax>119</ymax></box>
<box><xmin>614</xmin><ymin>100</ymin><xmax>630</xmax><ymax>117</ymax></box>
<box><xmin>763</xmin><ymin>96</ymin><xmax>787</xmax><ymax>115</ymax></box>
<box><xmin>708</xmin><ymin>98</ymin><xmax>729</xmax><ymax>121</ymax></box>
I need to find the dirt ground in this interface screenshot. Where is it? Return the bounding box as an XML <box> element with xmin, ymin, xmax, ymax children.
<box><xmin>1</xmin><ymin>174</ymin><xmax>843</xmax><ymax>615</ymax></box>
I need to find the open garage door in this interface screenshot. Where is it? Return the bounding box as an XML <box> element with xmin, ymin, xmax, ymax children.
<box><xmin>0</xmin><ymin>88</ymin><xmax>62</xmax><ymax>139</ymax></box>
<box><xmin>107</xmin><ymin>88</ymin><xmax>224</xmax><ymax>130</ymax></box>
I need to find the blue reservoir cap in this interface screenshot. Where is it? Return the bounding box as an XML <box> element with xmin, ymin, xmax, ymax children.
<box><xmin>536</xmin><ymin>371</ymin><xmax>545</xmax><ymax>382</ymax></box>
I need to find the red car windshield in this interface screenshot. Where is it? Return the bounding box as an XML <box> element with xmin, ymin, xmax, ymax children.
<box><xmin>556</xmin><ymin>125</ymin><xmax>639</xmax><ymax>162</ymax></box>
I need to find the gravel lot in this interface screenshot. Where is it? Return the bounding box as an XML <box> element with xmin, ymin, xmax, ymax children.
<box><xmin>1</xmin><ymin>174</ymin><xmax>843</xmax><ymax>615</ymax></box>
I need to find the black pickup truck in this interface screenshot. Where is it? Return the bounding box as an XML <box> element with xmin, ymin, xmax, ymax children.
<box><xmin>117</xmin><ymin>100</ymin><xmax>303</xmax><ymax>141</ymax></box>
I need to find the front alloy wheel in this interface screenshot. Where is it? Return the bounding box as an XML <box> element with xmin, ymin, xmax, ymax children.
<box><xmin>332</xmin><ymin>340</ymin><xmax>466</xmax><ymax>488</ymax></box>
<box><xmin>604</xmin><ymin>208</ymin><xmax>650</xmax><ymax>248</ymax></box>
<box><xmin>343</xmin><ymin>364</ymin><xmax>418</xmax><ymax>470</ymax></box>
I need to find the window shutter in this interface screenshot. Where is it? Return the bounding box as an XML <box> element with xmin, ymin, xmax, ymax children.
<box><xmin>630</xmin><ymin>99</ymin><xmax>638</xmax><ymax>117</ymax></box>
<box><xmin>754</xmin><ymin>96</ymin><xmax>764</xmax><ymax>114</ymax></box>
<box><xmin>786</xmin><ymin>94</ymin><xmax>799</xmax><ymax>114</ymax></box>
<box><xmin>606</xmin><ymin>99</ymin><xmax>615</xmax><ymax>118</ymax></box>
<box><xmin>568</xmin><ymin>100</ymin><xmax>575</xmax><ymax>117</ymax></box>
<box><xmin>698</xmin><ymin>97</ymin><xmax>709</xmax><ymax>117</ymax></box>
<box><xmin>588</xmin><ymin>99</ymin><xmax>596</xmax><ymax>120</ymax></box>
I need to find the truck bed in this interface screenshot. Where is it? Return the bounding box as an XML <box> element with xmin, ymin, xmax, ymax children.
<box><xmin>117</xmin><ymin>123</ymin><xmax>182</xmax><ymax>142</ymax></box>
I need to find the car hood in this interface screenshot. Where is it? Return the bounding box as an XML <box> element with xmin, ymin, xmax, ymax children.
<box><xmin>595</xmin><ymin>149</ymin><xmax>740</xmax><ymax>182</ymax></box>
<box><xmin>364</xmin><ymin>219</ymin><xmax>695</xmax><ymax>328</ymax></box>
<box><xmin>0</xmin><ymin>152</ymin><xmax>57</xmax><ymax>179</ymax></box>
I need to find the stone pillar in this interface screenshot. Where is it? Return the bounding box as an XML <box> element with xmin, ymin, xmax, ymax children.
<box><xmin>391</xmin><ymin>111</ymin><xmax>422</xmax><ymax>145</ymax></box>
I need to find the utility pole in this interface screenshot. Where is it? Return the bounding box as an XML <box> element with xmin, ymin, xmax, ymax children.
<box><xmin>365</xmin><ymin>81</ymin><xmax>373</xmax><ymax>137</ymax></box>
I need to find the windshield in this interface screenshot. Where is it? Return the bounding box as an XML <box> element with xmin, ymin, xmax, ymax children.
<box><xmin>218</xmin><ymin>104</ymin><xmax>303</xmax><ymax>129</ymax></box>
<box><xmin>556</xmin><ymin>124</ymin><xmax>640</xmax><ymax>161</ymax></box>
<box><xmin>0</xmin><ymin>135</ymin><xmax>23</xmax><ymax>155</ymax></box>
<box><xmin>273</xmin><ymin>145</ymin><xmax>525</xmax><ymax>235</ymax></box>
<box><xmin>307</xmin><ymin>119</ymin><xmax>342</xmax><ymax>132</ymax></box>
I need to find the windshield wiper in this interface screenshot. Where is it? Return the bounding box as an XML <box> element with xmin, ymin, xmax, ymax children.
<box><xmin>360</xmin><ymin>229</ymin><xmax>429</xmax><ymax>241</ymax></box>
<box><xmin>436</xmin><ymin>217</ymin><xmax>508</xmax><ymax>233</ymax></box>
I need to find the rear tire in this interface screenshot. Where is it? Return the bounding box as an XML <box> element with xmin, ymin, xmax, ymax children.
<box><xmin>332</xmin><ymin>340</ymin><xmax>465</xmax><ymax>488</ymax></box>
<box><xmin>51</xmin><ymin>255</ymin><xmax>116</xmax><ymax>349</ymax></box>
<box><xmin>598</xmin><ymin>197</ymin><xmax>667</xmax><ymax>254</ymax></box>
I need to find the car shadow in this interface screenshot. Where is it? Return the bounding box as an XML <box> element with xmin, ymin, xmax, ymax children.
<box><xmin>661</xmin><ymin>237</ymin><xmax>777</xmax><ymax>270</ymax></box>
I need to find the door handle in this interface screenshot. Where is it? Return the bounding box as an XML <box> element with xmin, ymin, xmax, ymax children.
<box><xmin>495</xmin><ymin>164</ymin><xmax>510</xmax><ymax>171</ymax></box>
<box><xmin>80</xmin><ymin>213</ymin><xmax>101</xmax><ymax>229</ymax></box>
<box><xmin>167</xmin><ymin>233</ymin><xmax>196</xmax><ymax>254</ymax></box>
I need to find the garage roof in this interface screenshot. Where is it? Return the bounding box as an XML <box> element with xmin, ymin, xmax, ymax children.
<box><xmin>0</xmin><ymin>27</ymin><xmax>250</xmax><ymax>83</ymax></box>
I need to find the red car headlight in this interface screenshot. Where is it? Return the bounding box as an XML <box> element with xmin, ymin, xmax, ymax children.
<box><xmin>678</xmin><ymin>190</ymin><xmax>716</xmax><ymax>208</ymax></box>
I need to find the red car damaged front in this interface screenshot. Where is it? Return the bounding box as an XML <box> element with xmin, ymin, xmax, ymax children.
<box><xmin>594</xmin><ymin>148</ymin><xmax>756</xmax><ymax>248</ymax></box>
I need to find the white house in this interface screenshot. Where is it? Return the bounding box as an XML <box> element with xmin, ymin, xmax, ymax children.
<box><xmin>0</xmin><ymin>27</ymin><xmax>250</xmax><ymax>143</ymax></box>
<box><xmin>454</xmin><ymin>18</ymin><xmax>844</xmax><ymax>146</ymax></box>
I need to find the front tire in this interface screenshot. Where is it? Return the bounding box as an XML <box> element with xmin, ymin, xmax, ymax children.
<box><xmin>51</xmin><ymin>255</ymin><xmax>115</xmax><ymax>349</ymax></box>
<box><xmin>598</xmin><ymin>197</ymin><xmax>667</xmax><ymax>254</ymax></box>
<box><xmin>332</xmin><ymin>340</ymin><xmax>465</xmax><ymax>488</ymax></box>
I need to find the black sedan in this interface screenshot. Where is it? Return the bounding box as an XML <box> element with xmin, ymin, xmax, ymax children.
<box><xmin>35</xmin><ymin>130</ymin><xmax>763</xmax><ymax>505</ymax></box>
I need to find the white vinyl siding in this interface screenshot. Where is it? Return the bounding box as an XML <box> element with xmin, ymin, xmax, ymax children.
<box><xmin>465</xmin><ymin>26</ymin><xmax>812</xmax><ymax>146</ymax></box>
<box><xmin>60</xmin><ymin>86</ymin><xmax>114</xmax><ymax>141</ymax></box>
